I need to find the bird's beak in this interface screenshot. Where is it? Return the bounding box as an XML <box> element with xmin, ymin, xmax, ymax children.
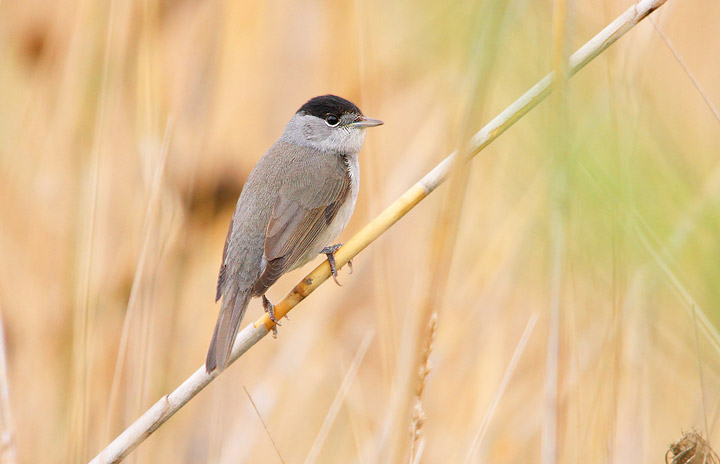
<box><xmin>351</xmin><ymin>116</ymin><xmax>384</xmax><ymax>128</ymax></box>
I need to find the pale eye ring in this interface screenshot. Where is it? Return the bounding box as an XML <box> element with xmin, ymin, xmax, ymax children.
<box><xmin>325</xmin><ymin>114</ymin><xmax>340</xmax><ymax>127</ymax></box>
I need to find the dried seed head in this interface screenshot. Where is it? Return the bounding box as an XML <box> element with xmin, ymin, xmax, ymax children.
<box><xmin>410</xmin><ymin>403</ymin><xmax>426</xmax><ymax>441</ymax></box>
<box><xmin>409</xmin><ymin>312</ymin><xmax>439</xmax><ymax>462</ymax></box>
<box><xmin>666</xmin><ymin>430</ymin><xmax>719</xmax><ymax>464</ymax></box>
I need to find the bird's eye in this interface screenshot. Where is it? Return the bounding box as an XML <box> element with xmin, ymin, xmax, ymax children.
<box><xmin>325</xmin><ymin>114</ymin><xmax>340</xmax><ymax>127</ymax></box>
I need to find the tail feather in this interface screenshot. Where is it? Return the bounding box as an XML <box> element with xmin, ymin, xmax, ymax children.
<box><xmin>205</xmin><ymin>288</ymin><xmax>251</xmax><ymax>372</ymax></box>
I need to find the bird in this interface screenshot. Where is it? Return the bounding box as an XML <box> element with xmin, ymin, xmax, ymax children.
<box><xmin>205</xmin><ymin>94</ymin><xmax>383</xmax><ymax>372</ymax></box>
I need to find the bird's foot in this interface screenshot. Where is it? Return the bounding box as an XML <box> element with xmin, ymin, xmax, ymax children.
<box><xmin>321</xmin><ymin>243</ymin><xmax>352</xmax><ymax>286</ymax></box>
<box><xmin>262</xmin><ymin>294</ymin><xmax>280</xmax><ymax>338</ymax></box>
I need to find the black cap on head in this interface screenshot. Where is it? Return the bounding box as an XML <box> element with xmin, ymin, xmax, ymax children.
<box><xmin>297</xmin><ymin>95</ymin><xmax>362</xmax><ymax>118</ymax></box>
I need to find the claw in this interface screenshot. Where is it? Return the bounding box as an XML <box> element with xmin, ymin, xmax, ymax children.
<box><xmin>262</xmin><ymin>295</ymin><xmax>280</xmax><ymax>338</ymax></box>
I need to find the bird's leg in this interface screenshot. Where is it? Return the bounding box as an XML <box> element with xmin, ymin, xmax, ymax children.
<box><xmin>320</xmin><ymin>243</ymin><xmax>352</xmax><ymax>286</ymax></box>
<box><xmin>262</xmin><ymin>294</ymin><xmax>279</xmax><ymax>338</ymax></box>
<box><xmin>262</xmin><ymin>295</ymin><xmax>279</xmax><ymax>324</ymax></box>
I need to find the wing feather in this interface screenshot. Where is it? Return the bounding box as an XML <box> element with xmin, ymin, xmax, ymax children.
<box><xmin>216</xmin><ymin>219</ymin><xmax>234</xmax><ymax>302</ymax></box>
<box><xmin>252</xmin><ymin>158</ymin><xmax>350</xmax><ymax>295</ymax></box>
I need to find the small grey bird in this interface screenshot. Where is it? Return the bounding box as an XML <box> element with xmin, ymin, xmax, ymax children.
<box><xmin>206</xmin><ymin>95</ymin><xmax>383</xmax><ymax>372</ymax></box>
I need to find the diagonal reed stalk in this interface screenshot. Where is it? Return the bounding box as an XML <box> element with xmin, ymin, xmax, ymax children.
<box><xmin>90</xmin><ymin>1</ymin><xmax>668</xmax><ymax>461</ymax></box>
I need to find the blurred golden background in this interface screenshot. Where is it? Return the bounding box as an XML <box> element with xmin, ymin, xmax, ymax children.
<box><xmin>1</xmin><ymin>0</ymin><xmax>719</xmax><ymax>462</ymax></box>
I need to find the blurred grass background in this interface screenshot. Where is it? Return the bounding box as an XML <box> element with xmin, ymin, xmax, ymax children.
<box><xmin>1</xmin><ymin>0</ymin><xmax>719</xmax><ymax>462</ymax></box>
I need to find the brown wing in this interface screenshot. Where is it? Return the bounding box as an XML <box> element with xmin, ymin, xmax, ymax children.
<box><xmin>252</xmin><ymin>166</ymin><xmax>350</xmax><ymax>295</ymax></box>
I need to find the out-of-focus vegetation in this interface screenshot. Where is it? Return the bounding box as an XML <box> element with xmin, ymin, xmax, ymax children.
<box><xmin>0</xmin><ymin>0</ymin><xmax>719</xmax><ymax>462</ymax></box>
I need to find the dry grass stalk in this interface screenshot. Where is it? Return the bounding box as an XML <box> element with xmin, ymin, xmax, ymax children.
<box><xmin>243</xmin><ymin>386</ymin><xmax>285</xmax><ymax>464</ymax></box>
<box><xmin>649</xmin><ymin>17</ymin><xmax>720</xmax><ymax>124</ymax></box>
<box><xmin>89</xmin><ymin>2</ymin><xmax>668</xmax><ymax>461</ymax></box>
<box><xmin>0</xmin><ymin>305</ymin><xmax>17</xmax><ymax>464</ymax></box>
<box><xmin>304</xmin><ymin>331</ymin><xmax>374</xmax><ymax>464</ymax></box>
<box><xmin>463</xmin><ymin>312</ymin><xmax>539</xmax><ymax>463</ymax></box>
<box><xmin>102</xmin><ymin>117</ymin><xmax>175</xmax><ymax>443</ymax></box>
<box><xmin>543</xmin><ymin>0</ymin><xmax>570</xmax><ymax>462</ymax></box>
<box><xmin>666</xmin><ymin>430</ymin><xmax>720</xmax><ymax>464</ymax></box>
<box><xmin>409</xmin><ymin>312</ymin><xmax>438</xmax><ymax>464</ymax></box>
